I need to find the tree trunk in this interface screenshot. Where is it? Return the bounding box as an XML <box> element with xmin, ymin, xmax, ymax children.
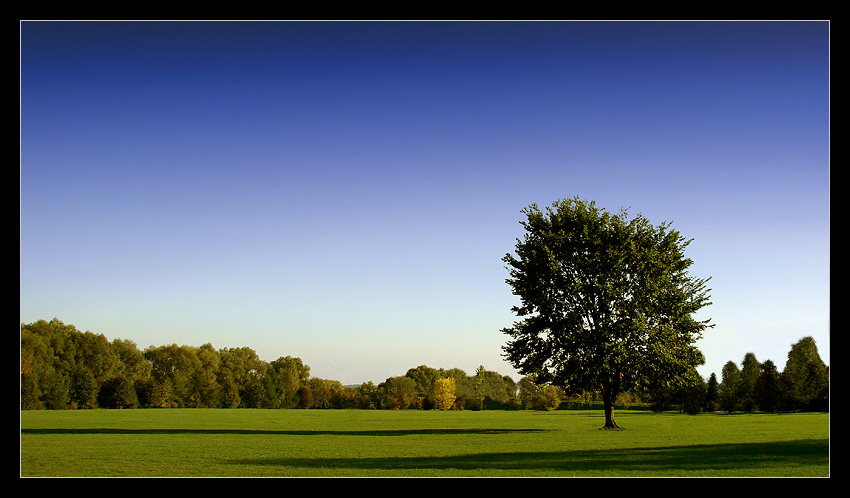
<box><xmin>601</xmin><ymin>379</ymin><xmax>620</xmax><ymax>429</ymax></box>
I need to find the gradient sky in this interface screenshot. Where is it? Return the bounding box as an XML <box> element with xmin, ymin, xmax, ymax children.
<box><xmin>20</xmin><ymin>21</ymin><xmax>829</xmax><ymax>385</ymax></box>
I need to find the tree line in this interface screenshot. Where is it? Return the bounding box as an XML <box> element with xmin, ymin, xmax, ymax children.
<box><xmin>638</xmin><ymin>336</ymin><xmax>829</xmax><ymax>414</ymax></box>
<box><xmin>21</xmin><ymin>318</ymin><xmax>827</xmax><ymax>413</ymax></box>
<box><xmin>20</xmin><ymin>318</ymin><xmax>527</xmax><ymax>410</ymax></box>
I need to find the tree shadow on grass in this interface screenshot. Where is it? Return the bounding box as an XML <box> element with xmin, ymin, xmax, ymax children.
<box><xmin>21</xmin><ymin>427</ymin><xmax>547</xmax><ymax>437</ymax></box>
<box><xmin>227</xmin><ymin>439</ymin><xmax>829</xmax><ymax>474</ymax></box>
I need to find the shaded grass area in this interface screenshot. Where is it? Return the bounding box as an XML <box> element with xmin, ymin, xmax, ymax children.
<box><xmin>229</xmin><ymin>438</ymin><xmax>828</xmax><ymax>474</ymax></box>
<box><xmin>21</xmin><ymin>427</ymin><xmax>546</xmax><ymax>437</ymax></box>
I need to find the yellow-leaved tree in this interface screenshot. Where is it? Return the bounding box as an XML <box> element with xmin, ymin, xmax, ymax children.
<box><xmin>433</xmin><ymin>377</ymin><xmax>456</xmax><ymax>410</ymax></box>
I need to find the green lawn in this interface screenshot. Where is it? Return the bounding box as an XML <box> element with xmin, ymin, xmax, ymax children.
<box><xmin>20</xmin><ymin>408</ymin><xmax>829</xmax><ymax>477</ymax></box>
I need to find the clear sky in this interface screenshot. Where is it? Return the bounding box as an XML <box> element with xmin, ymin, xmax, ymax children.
<box><xmin>20</xmin><ymin>21</ymin><xmax>829</xmax><ymax>385</ymax></box>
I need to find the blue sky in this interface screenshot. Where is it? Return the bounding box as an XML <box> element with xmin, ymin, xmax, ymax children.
<box><xmin>20</xmin><ymin>21</ymin><xmax>829</xmax><ymax>385</ymax></box>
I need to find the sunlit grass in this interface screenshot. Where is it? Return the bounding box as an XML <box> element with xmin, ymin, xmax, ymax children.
<box><xmin>20</xmin><ymin>409</ymin><xmax>829</xmax><ymax>477</ymax></box>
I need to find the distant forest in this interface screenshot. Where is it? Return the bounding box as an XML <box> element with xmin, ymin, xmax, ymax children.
<box><xmin>21</xmin><ymin>318</ymin><xmax>828</xmax><ymax>413</ymax></box>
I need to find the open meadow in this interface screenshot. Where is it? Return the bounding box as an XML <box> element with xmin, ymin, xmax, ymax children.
<box><xmin>20</xmin><ymin>408</ymin><xmax>829</xmax><ymax>477</ymax></box>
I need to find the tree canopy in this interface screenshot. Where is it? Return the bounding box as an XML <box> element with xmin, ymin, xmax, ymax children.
<box><xmin>501</xmin><ymin>198</ymin><xmax>713</xmax><ymax>428</ymax></box>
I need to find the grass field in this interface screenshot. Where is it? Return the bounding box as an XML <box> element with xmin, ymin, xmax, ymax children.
<box><xmin>20</xmin><ymin>408</ymin><xmax>829</xmax><ymax>477</ymax></box>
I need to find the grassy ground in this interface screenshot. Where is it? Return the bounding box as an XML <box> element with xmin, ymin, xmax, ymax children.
<box><xmin>20</xmin><ymin>408</ymin><xmax>829</xmax><ymax>477</ymax></box>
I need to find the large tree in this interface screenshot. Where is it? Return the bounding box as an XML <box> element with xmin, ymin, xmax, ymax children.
<box><xmin>501</xmin><ymin>198</ymin><xmax>712</xmax><ymax>428</ymax></box>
